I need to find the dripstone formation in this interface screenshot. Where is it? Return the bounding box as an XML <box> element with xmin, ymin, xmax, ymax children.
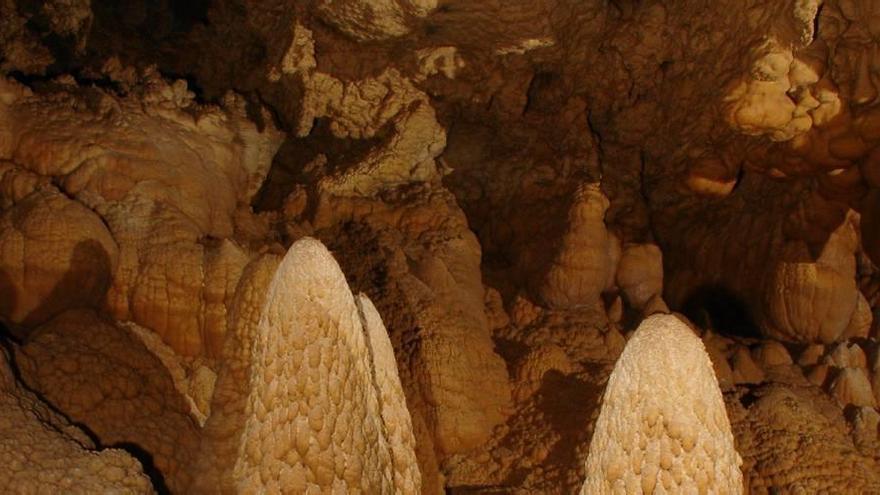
<box><xmin>0</xmin><ymin>0</ymin><xmax>879</xmax><ymax>493</ymax></box>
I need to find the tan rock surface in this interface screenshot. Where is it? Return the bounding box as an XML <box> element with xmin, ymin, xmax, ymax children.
<box><xmin>0</xmin><ymin>187</ymin><xmax>117</xmax><ymax>327</ymax></box>
<box><xmin>830</xmin><ymin>367</ymin><xmax>877</xmax><ymax>408</ymax></box>
<box><xmin>314</xmin><ymin>0</ymin><xmax>436</xmax><ymax>42</ymax></box>
<box><xmin>616</xmin><ymin>243</ymin><xmax>664</xmax><ymax>311</ymax></box>
<box><xmin>188</xmin><ymin>253</ymin><xmax>280</xmax><ymax>493</ymax></box>
<box><xmin>732</xmin><ymin>347</ymin><xmax>766</xmax><ymax>385</ymax></box>
<box><xmin>0</xmin><ymin>346</ymin><xmax>154</xmax><ymax>493</ymax></box>
<box><xmin>0</xmin><ymin>74</ymin><xmax>283</xmax><ymax>357</ymax></box>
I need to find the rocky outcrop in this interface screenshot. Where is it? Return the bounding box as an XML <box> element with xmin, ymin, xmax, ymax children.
<box><xmin>14</xmin><ymin>309</ymin><xmax>200</xmax><ymax>493</ymax></box>
<box><xmin>187</xmin><ymin>254</ymin><xmax>281</xmax><ymax>493</ymax></box>
<box><xmin>615</xmin><ymin>243</ymin><xmax>664</xmax><ymax>313</ymax></box>
<box><xmin>356</xmin><ymin>293</ymin><xmax>421</xmax><ymax>494</ymax></box>
<box><xmin>314</xmin><ymin>0</ymin><xmax>436</xmax><ymax>42</ymax></box>
<box><xmin>0</xmin><ymin>74</ymin><xmax>284</xmax><ymax>357</ymax></box>
<box><xmin>533</xmin><ymin>183</ymin><xmax>620</xmax><ymax>310</ymax></box>
<box><xmin>306</xmin><ymin>186</ymin><xmax>512</xmax><ymax>490</ymax></box>
<box><xmin>0</xmin><ymin>187</ymin><xmax>117</xmax><ymax>328</ymax></box>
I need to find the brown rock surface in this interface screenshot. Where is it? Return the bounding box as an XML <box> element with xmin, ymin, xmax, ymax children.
<box><xmin>310</xmin><ymin>186</ymin><xmax>512</xmax><ymax>488</ymax></box>
<box><xmin>727</xmin><ymin>384</ymin><xmax>880</xmax><ymax>493</ymax></box>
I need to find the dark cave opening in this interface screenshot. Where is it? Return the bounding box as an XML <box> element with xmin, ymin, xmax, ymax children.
<box><xmin>90</xmin><ymin>0</ymin><xmax>209</xmax><ymax>39</ymax></box>
<box><xmin>679</xmin><ymin>285</ymin><xmax>762</xmax><ymax>339</ymax></box>
<box><xmin>169</xmin><ymin>0</ymin><xmax>211</xmax><ymax>32</ymax></box>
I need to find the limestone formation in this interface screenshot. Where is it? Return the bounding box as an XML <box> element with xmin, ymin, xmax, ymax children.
<box><xmin>534</xmin><ymin>183</ymin><xmax>619</xmax><ymax>309</ymax></box>
<box><xmin>0</xmin><ymin>0</ymin><xmax>54</xmax><ymax>73</ymax></box>
<box><xmin>582</xmin><ymin>314</ymin><xmax>743</xmax><ymax>494</ymax></box>
<box><xmin>761</xmin><ymin>212</ymin><xmax>864</xmax><ymax>343</ymax></box>
<box><xmin>830</xmin><ymin>367</ymin><xmax>877</xmax><ymax>408</ymax></box>
<box><xmin>1</xmin><ymin>0</ymin><xmax>880</xmax><ymax>492</ymax></box>
<box><xmin>798</xmin><ymin>344</ymin><xmax>825</xmax><ymax>366</ymax></box>
<box><xmin>826</xmin><ymin>342</ymin><xmax>869</xmax><ymax>369</ymax></box>
<box><xmin>731</xmin><ymin>347</ymin><xmax>766</xmax><ymax>385</ymax></box>
<box><xmin>0</xmin><ymin>74</ymin><xmax>284</xmax><ymax>357</ymax></box>
<box><xmin>356</xmin><ymin>294</ymin><xmax>421</xmax><ymax>495</ymax></box>
<box><xmin>187</xmin><ymin>254</ymin><xmax>281</xmax><ymax>493</ymax></box>
<box><xmin>309</xmin><ymin>185</ymin><xmax>512</xmax><ymax>487</ymax></box>
<box><xmin>616</xmin><ymin>243</ymin><xmax>664</xmax><ymax>312</ymax></box>
<box><xmin>314</xmin><ymin>0</ymin><xmax>436</xmax><ymax>42</ymax></box>
<box><xmin>0</xmin><ymin>187</ymin><xmax>117</xmax><ymax>327</ymax></box>
<box><xmin>753</xmin><ymin>341</ymin><xmax>793</xmax><ymax>368</ymax></box>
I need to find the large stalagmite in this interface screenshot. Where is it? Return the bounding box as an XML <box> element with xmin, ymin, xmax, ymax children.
<box><xmin>582</xmin><ymin>314</ymin><xmax>743</xmax><ymax>494</ymax></box>
<box><xmin>234</xmin><ymin>238</ymin><xmax>420</xmax><ymax>493</ymax></box>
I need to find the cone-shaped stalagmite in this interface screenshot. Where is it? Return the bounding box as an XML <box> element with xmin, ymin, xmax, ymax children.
<box><xmin>582</xmin><ymin>314</ymin><xmax>743</xmax><ymax>494</ymax></box>
<box><xmin>234</xmin><ymin>238</ymin><xmax>420</xmax><ymax>493</ymax></box>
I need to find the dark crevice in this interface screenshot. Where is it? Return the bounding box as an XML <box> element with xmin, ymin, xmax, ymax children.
<box><xmin>7</xmin><ymin>64</ymin><xmax>223</xmax><ymax>115</ymax></box>
<box><xmin>492</xmin><ymin>336</ymin><xmax>530</xmax><ymax>379</ymax></box>
<box><xmin>169</xmin><ymin>0</ymin><xmax>212</xmax><ymax>33</ymax></box>
<box><xmin>6</xmin><ymin>69</ymin><xmax>127</xmax><ymax>95</ymax></box>
<box><xmin>638</xmin><ymin>149</ymin><xmax>661</xmax><ymax>244</ymax></box>
<box><xmin>522</xmin><ymin>70</ymin><xmax>560</xmax><ymax>116</ymax></box>
<box><xmin>737</xmin><ymin>387</ymin><xmax>760</xmax><ymax>408</ymax></box>
<box><xmin>110</xmin><ymin>442</ymin><xmax>171</xmax><ymax>495</ymax></box>
<box><xmin>730</xmin><ymin>165</ymin><xmax>746</xmax><ymax>195</ymax></box>
<box><xmin>812</xmin><ymin>3</ymin><xmax>824</xmax><ymax>40</ymax></box>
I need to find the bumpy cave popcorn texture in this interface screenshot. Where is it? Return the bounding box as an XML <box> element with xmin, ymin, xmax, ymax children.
<box><xmin>0</xmin><ymin>0</ymin><xmax>879</xmax><ymax>493</ymax></box>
